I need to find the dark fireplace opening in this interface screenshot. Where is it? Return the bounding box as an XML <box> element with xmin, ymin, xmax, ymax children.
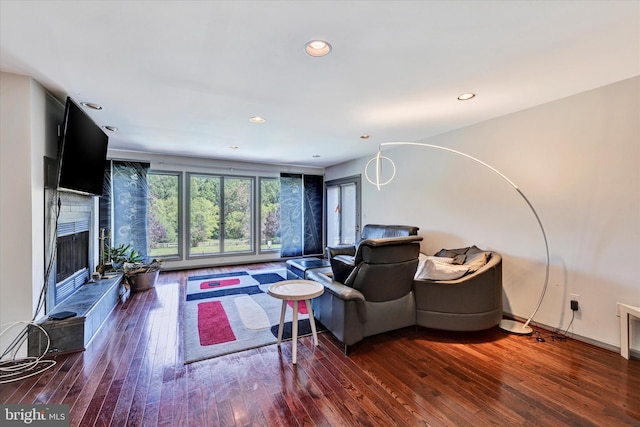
<box><xmin>56</xmin><ymin>231</ymin><xmax>89</xmax><ymax>283</ymax></box>
<box><xmin>54</xmin><ymin>216</ymin><xmax>91</xmax><ymax>305</ymax></box>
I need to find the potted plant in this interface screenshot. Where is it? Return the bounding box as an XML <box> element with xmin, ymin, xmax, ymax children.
<box><xmin>106</xmin><ymin>244</ymin><xmax>163</xmax><ymax>292</ymax></box>
<box><xmin>105</xmin><ymin>243</ymin><xmax>142</xmax><ymax>268</ymax></box>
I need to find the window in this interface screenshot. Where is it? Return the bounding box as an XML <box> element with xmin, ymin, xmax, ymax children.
<box><xmin>113</xmin><ymin>166</ymin><xmax>305</xmax><ymax>265</ymax></box>
<box><xmin>189</xmin><ymin>174</ymin><xmax>221</xmax><ymax>256</ymax></box>
<box><xmin>326</xmin><ymin>175</ymin><xmax>360</xmax><ymax>246</ymax></box>
<box><xmin>188</xmin><ymin>174</ymin><xmax>254</xmax><ymax>257</ymax></box>
<box><xmin>223</xmin><ymin>176</ymin><xmax>253</xmax><ymax>253</ymax></box>
<box><xmin>147</xmin><ymin>172</ymin><xmax>181</xmax><ymax>259</ymax></box>
<box><xmin>259</xmin><ymin>177</ymin><xmax>281</xmax><ymax>252</ymax></box>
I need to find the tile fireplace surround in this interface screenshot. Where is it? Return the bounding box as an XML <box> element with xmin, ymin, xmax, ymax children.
<box><xmin>46</xmin><ymin>190</ymin><xmax>97</xmax><ymax>307</ymax></box>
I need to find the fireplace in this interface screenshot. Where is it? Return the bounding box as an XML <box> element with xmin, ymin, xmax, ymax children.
<box><xmin>46</xmin><ymin>190</ymin><xmax>98</xmax><ymax>310</ymax></box>
<box><xmin>55</xmin><ymin>217</ymin><xmax>90</xmax><ymax>303</ymax></box>
<box><xmin>31</xmin><ymin>189</ymin><xmax>121</xmax><ymax>356</ymax></box>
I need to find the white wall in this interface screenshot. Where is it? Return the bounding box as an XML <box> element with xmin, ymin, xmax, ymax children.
<box><xmin>327</xmin><ymin>76</ymin><xmax>640</xmax><ymax>354</ymax></box>
<box><xmin>0</xmin><ymin>72</ymin><xmax>48</xmax><ymax>354</ymax></box>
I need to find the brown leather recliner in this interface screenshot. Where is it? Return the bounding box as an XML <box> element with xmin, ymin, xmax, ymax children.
<box><xmin>308</xmin><ymin>234</ymin><xmax>423</xmax><ymax>351</ymax></box>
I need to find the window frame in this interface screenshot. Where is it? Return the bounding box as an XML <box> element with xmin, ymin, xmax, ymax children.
<box><xmin>325</xmin><ymin>174</ymin><xmax>361</xmax><ymax>246</ymax></box>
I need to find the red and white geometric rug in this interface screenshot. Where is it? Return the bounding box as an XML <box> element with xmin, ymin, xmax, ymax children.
<box><xmin>183</xmin><ymin>269</ymin><xmax>320</xmax><ymax>364</ymax></box>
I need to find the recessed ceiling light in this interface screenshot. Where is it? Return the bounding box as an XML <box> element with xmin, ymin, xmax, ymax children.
<box><xmin>81</xmin><ymin>102</ymin><xmax>102</xmax><ymax>110</ymax></box>
<box><xmin>305</xmin><ymin>40</ymin><xmax>332</xmax><ymax>57</ymax></box>
<box><xmin>102</xmin><ymin>125</ymin><xmax>118</xmax><ymax>132</ymax></box>
<box><xmin>249</xmin><ymin>116</ymin><xmax>266</xmax><ymax>124</ymax></box>
<box><xmin>360</xmin><ymin>134</ymin><xmax>371</xmax><ymax>139</ymax></box>
<box><xmin>457</xmin><ymin>93</ymin><xmax>476</xmax><ymax>101</ymax></box>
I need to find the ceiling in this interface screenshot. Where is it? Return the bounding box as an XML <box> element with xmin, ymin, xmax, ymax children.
<box><xmin>1</xmin><ymin>1</ymin><xmax>638</xmax><ymax>168</ymax></box>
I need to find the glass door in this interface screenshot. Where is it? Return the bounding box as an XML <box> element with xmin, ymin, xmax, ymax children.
<box><xmin>326</xmin><ymin>176</ymin><xmax>361</xmax><ymax>247</ymax></box>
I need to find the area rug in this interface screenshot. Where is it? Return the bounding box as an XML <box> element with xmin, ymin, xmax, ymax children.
<box><xmin>183</xmin><ymin>268</ymin><xmax>323</xmax><ymax>364</ymax></box>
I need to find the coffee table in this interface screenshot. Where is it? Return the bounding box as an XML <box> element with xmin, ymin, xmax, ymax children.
<box><xmin>267</xmin><ymin>279</ymin><xmax>324</xmax><ymax>364</ymax></box>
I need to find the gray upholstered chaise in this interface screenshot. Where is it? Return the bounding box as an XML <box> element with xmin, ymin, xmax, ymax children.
<box><xmin>310</xmin><ymin>224</ymin><xmax>503</xmax><ymax>349</ymax></box>
<box><xmin>414</xmin><ymin>251</ymin><xmax>503</xmax><ymax>331</ymax></box>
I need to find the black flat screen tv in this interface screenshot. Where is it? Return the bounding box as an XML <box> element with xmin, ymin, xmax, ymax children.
<box><xmin>57</xmin><ymin>97</ymin><xmax>109</xmax><ymax>196</ymax></box>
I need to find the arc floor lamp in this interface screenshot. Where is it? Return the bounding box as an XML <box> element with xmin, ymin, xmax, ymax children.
<box><xmin>365</xmin><ymin>142</ymin><xmax>549</xmax><ymax>334</ymax></box>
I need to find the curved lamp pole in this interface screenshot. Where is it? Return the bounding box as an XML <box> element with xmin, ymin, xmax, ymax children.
<box><xmin>365</xmin><ymin>142</ymin><xmax>549</xmax><ymax>334</ymax></box>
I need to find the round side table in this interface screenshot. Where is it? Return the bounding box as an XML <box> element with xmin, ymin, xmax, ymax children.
<box><xmin>267</xmin><ymin>280</ymin><xmax>324</xmax><ymax>364</ymax></box>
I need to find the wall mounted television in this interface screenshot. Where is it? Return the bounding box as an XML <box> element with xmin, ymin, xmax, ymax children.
<box><xmin>57</xmin><ymin>97</ymin><xmax>109</xmax><ymax>196</ymax></box>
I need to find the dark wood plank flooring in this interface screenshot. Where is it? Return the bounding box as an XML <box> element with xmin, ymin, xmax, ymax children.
<box><xmin>2</xmin><ymin>262</ymin><xmax>639</xmax><ymax>426</ymax></box>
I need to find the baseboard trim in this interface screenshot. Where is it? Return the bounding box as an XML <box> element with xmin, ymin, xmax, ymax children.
<box><xmin>502</xmin><ymin>313</ymin><xmax>639</xmax><ymax>360</ymax></box>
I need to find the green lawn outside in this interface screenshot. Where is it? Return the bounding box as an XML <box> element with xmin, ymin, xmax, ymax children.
<box><xmin>149</xmin><ymin>239</ymin><xmax>281</xmax><ymax>257</ymax></box>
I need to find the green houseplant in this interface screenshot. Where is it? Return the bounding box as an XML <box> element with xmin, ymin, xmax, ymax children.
<box><xmin>106</xmin><ymin>243</ymin><xmax>143</xmax><ymax>267</ymax></box>
<box><xmin>106</xmin><ymin>244</ymin><xmax>162</xmax><ymax>292</ymax></box>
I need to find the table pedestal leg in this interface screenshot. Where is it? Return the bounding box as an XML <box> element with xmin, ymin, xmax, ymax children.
<box><xmin>618</xmin><ymin>303</ymin><xmax>640</xmax><ymax>360</ymax></box>
<box><xmin>277</xmin><ymin>300</ymin><xmax>286</xmax><ymax>346</ymax></box>
<box><xmin>306</xmin><ymin>299</ymin><xmax>319</xmax><ymax>346</ymax></box>
<box><xmin>292</xmin><ymin>300</ymin><xmax>299</xmax><ymax>364</ymax></box>
<box><xmin>621</xmin><ymin>312</ymin><xmax>630</xmax><ymax>359</ymax></box>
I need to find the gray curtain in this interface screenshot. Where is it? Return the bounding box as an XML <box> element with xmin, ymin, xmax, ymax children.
<box><xmin>280</xmin><ymin>173</ymin><xmax>323</xmax><ymax>258</ymax></box>
<box><xmin>99</xmin><ymin>161</ymin><xmax>111</xmax><ymax>236</ymax></box>
<box><xmin>111</xmin><ymin>161</ymin><xmax>150</xmax><ymax>258</ymax></box>
<box><xmin>303</xmin><ymin>174</ymin><xmax>323</xmax><ymax>255</ymax></box>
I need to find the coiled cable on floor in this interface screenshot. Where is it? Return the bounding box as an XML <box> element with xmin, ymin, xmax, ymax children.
<box><xmin>0</xmin><ymin>321</ymin><xmax>57</xmax><ymax>383</ymax></box>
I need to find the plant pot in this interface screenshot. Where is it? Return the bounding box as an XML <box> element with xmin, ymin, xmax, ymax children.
<box><xmin>127</xmin><ymin>270</ymin><xmax>159</xmax><ymax>292</ymax></box>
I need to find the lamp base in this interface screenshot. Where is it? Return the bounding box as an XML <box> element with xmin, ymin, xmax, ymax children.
<box><xmin>499</xmin><ymin>319</ymin><xmax>533</xmax><ymax>335</ymax></box>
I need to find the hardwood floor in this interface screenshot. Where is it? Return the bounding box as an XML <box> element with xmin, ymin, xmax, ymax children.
<box><xmin>1</xmin><ymin>262</ymin><xmax>639</xmax><ymax>426</ymax></box>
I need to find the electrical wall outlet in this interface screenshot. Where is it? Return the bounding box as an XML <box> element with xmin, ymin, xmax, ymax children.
<box><xmin>570</xmin><ymin>293</ymin><xmax>580</xmax><ymax>312</ymax></box>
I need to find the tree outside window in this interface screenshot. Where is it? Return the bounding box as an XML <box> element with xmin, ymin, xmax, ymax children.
<box><xmin>260</xmin><ymin>178</ymin><xmax>281</xmax><ymax>251</ymax></box>
<box><xmin>148</xmin><ymin>172</ymin><xmax>180</xmax><ymax>258</ymax></box>
<box><xmin>188</xmin><ymin>174</ymin><xmax>253</xmax><ymax>256</ymax></box>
